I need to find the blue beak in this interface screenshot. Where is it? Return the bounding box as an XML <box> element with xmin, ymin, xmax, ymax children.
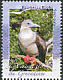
<box><xmin>30</xmin><ymin>23</ymin><xmax>40</xmax><ymax>28</ymax></box>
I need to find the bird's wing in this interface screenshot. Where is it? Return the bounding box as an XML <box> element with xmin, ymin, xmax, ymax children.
<box><xmin>36</xmin><ymin>33</ymin><xmax>46</xmax><ymax>50</ymax></box>
<box><xmin>36</xmin><ymin>33</ymin><xmax>46</xmax><ymax>63</ymax></box>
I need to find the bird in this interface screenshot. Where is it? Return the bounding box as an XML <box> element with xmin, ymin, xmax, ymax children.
<box><xmin>18</xmin><ymin>19</ymin><xmax>46</xmax><ymax>63</ymax></box>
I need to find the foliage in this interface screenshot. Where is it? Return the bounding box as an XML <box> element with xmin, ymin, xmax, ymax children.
<box><xmin>10</xmin><ymin>9</ymin><xmax>53</xmax><ymax>40</ymax></box>
<box><xmin>9</xmin><ymin>9</ymin><xmax>53</xmax><ymax>71</ymax></box>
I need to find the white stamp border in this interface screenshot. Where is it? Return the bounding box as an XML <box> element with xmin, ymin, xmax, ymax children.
<box><xmin>2</xmin><ymin>1</ymin><xmax>62</xmax><ymax>79</ymax></box>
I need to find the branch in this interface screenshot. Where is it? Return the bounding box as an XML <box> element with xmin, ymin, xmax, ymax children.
<box><xmin>10</xmin><ymin>9</ymin><xmax>31</xmax><ymax>14</ymax></box>
<box><xmin>47</xmin><ymin>43</ymin><xmax>53</xmax><ymax>53</ymax></box>
<box><xmin>12</xmin><ymin>55</ymin><xmax>52</xmax><ymax>70</ymax></box>
<box><xmin>46</xmin><ymin>37</ymin><xmax>53</xmax><ymax>46</ymax></box>
<box><xmin>36</xmin><ymin>58</ymin><xmax>52</xmax><ymax>70</ymax></box>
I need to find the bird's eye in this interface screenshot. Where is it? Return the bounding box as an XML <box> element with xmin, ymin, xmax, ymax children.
<box><xmin>27</xmin><ymin>23</ymin><xmax>30</xmax><ymax>25</ymax></box>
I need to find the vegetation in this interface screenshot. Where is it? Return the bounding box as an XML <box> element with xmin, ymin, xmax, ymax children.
<box><xmin>9</xmin><ymin>9</ymin><xmax>53</xmax><ymax>71</ymax></box>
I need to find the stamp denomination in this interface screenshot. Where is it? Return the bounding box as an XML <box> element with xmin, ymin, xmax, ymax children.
<box><xmin>2</xmin><ymin>1</ymin><xmax>62</xmax><ymax>79</ymax></box>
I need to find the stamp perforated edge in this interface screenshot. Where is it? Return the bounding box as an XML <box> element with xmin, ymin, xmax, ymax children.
<box><xmin>1</xmin><ymin>1</ymin><xmax>62</xmax><ymax>79</ymax></box>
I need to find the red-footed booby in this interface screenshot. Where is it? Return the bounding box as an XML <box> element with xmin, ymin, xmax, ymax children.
<box><xmin>18</xmin><ymin>19</ymin><xmax>46</xmax><ymax>63</ymax></box>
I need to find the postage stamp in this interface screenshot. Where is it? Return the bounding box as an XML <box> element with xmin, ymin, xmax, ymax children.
<box><xmin>2</xmin><ymin>1</ymin><xmax>62</xmax><ymax>79</ymax></box>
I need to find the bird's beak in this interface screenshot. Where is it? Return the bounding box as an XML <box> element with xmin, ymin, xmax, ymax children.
<box><xmin>30</xmin><ymin>23</ymin><xmax>40</xmax><ymax>28</ymax></box>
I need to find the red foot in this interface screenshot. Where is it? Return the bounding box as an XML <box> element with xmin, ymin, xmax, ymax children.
<box><xmin>24</xmin><ymin>55</ymin><xmax>37</xmax><ymax>65</ymax></box>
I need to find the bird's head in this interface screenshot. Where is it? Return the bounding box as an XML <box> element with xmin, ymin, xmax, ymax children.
<box><xmin>21</xmin><ymin>19</ymin><xmax>40</xmax><ymax>29</ymax></box>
